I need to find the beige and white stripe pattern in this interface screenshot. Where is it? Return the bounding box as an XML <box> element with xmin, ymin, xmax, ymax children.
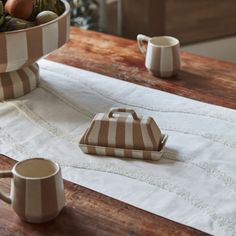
<box><xmin>0</xmin><ymin>0</ymin><xmax>70</xmax><ymax>73</ymax></box>
<box><xmin>79</xmin><ymin>108</ymin><xmax>168</xmax><ymax>161</ymax></box>
<box><xmin>137</xmin><ymin>34</ymin><xmax>181</xmax><ymax>77</ymax></box>
<box><xmin>146</xmin><ymin>42</ymin><xmax>180</xmax><ymax>77</ymax></box>
<box><xmin>11</xmin><ymin>159</ymin><xmax>65</xmax><ymax>223</ymax></box>
<box><xmin>0</xmin><ymin>63</ymin><xmax>39</xmax><ymax>101</ymax></box>
<box><xmin>0</xmin><ymin>0</ymin><xmax>70</xmax><ymax>101</ymax></box>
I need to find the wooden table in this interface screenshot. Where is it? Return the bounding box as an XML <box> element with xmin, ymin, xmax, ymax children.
<box><xmin>48</xmin><ymin>27</ymin><xmax>236</xmax><ymax>110</ymax></box>
<box><xmin>1</xmin><ymin>27</ymin><xmax>235</xmax><ymax>235</ymax></box>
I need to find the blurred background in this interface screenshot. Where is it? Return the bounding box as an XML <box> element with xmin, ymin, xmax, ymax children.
<box><xmin>67</xmin><ymin>0</ymin><xmax>236</xmax><ymax>63</ymax></box>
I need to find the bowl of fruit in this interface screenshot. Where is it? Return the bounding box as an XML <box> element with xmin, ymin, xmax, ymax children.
<box><xmin>0</xmin><ymin>0</ymin><xmax>70</xmax><ymax>101</ymax></box>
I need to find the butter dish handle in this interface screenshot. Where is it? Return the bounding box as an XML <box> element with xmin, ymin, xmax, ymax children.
<box><xmin>108</xmin><ymin>108</ymin><xmax>139</xmax><ymax>120</ymax></box>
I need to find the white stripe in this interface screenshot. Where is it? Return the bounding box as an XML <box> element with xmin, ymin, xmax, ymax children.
<box><xmin>125</xmin><ymin>116</ymin><xmax>133</xmax><ymax>148</ymax></box>
<box><xmin>42</xmin><ymin>22</ymin><xmax>59</xmax><ymax>55</ymax></box>
<box><xmin>160</xmin><ymin>47</ymin><xmax>173</xmax><ymax>76</ymax></box>
<box><xmin>25</xmin><ymin>179</ymin><xmax>42</xmax><ymax>220</ymax></box>
<box><xmin>114</xmin><ymin>148</ymin><xmax>124</xmax><ymax>157</ymax></box>
<box><xmin>87</xmin><ymin>113</ymin><xmax>103</xmax><ymax>145</ymax></box>
<box><xmin>151</xmin><ymin>151</ymin><xmax>162</xmax><ymax>161</ymax></box>
<box><xmin>95</xmin><ymin>146</ymin><xmax>106</xmax><ymax>156</ymax></box>
<box><xmin>6</xmin><ymin>32</ymin><xmax>28</xmax><ymax>72</ymax></box>
<box><xmin>9</xmin><ymin>71</ymin><xmax>24</xmax><ymax>98</ymax></box>
<box><xmin>80</xmin><ymin>145</ymin><xmax>88</xmax><ymax>153</ymax></box>
<box><xmin>132</xmin><ymin>150</ymin><xmax>143</xmax><ymax>159</ymax></box>
<box><xmin>55</xmin><ymin>171</ymin><xmax>65</xmax><ymax>212</ymax></box>
<box><xmin>140</xmin><ymin>118</ymin><xmax>153</xmax><ymax>150</ymax></box>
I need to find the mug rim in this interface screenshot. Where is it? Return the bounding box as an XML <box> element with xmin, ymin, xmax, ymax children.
<box><xmin>12</xmin><ymin>158</ymin><xmax>60</xmax><ymax>180</ymax></box>
<box><xmin>150</xmin><ymin>36</ymin><xmax>179</xmax><ymax>48</ymax></box>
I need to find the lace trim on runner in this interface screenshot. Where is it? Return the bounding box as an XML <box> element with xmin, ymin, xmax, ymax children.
<box><xmin>0</xmin><ymin>127</ymin><xmax>235</xmax><ymax>235</ymax></box>
<box><xmin>4</xmin><ymin>100</ymin><xmax>236</xmax><ymax>196</ymax></box>
<box><xmin>165</xmin><ymin>151</ymin><xmax>236</xmax><ymax>193</ymax></box>
<box><xmin>8</xmin><ymin>86</ymin><xmax>236</xmax><ymax>194</ymax></box>
<box><xmin>8</xmin><ymin>101</ymin><xmax>82</xmax><ymax>147</ymax></box>
<box><xmin>39</xmin><ymin>82</ymin><xmax>236</xmax><ymax>148</ymax></box>
<box><xmin>40</xmin><ymin>66</ymin><xmax>236</xmax><ymax>124</ymax></box>
<box><xmin>163</xmin><ymin>127</ymin><xmax>236</xmax><ymax>148</ymax></box>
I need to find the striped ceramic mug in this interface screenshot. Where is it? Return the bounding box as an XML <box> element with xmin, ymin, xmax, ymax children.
<box><xmin>0</xmin><ymin>158</ymin><xmax>65</xmax><ymax>223</ymax></box>
<box><xmin>137</xmin><ymin>34</ymin><xmax>181</xmax><ymax>77</ymax></box>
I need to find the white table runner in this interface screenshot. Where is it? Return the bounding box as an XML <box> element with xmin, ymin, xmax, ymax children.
<box><xmin>0</xmin><ymin>59</ymin><xmax>236</xmax><ymax>235</ymax></box>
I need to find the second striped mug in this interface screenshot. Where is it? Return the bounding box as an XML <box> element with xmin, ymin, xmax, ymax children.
<box><xmin>137</xmin><ymin>34</ymin><xmax>181</xmax><ymax>77</ymax></box>
<box><xmin>0</xmin><ymin>158</ymin><xmax>65</xmax><ymax>223</ymax></box>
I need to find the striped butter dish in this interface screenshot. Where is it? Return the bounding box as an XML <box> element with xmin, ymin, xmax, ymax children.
<box><xmin>79</xmin><ymin>108</ymin><xmax>168</xmax><ymax>161</ymax></box>
<box><xmin>0</xmin><ymin>0</ymin><xmax>70</xmax><ymax>101</ymax></box>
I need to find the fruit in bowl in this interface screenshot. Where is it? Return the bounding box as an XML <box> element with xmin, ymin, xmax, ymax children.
<box><xmin>0</xmin><ymin>0</ymin><xmax>70</xmax><ymax>101</ymax></box>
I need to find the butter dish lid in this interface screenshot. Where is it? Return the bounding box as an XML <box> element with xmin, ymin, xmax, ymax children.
<box><xmin>80</xmin><ymin>108</ymin><xmax>163</xmax><ymax>152</ymax></box>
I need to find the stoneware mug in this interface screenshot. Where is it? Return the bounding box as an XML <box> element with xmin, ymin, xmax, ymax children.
<box><xmin>0</xmin><ymin>158</ymin><xmax>65</xmax><ymax>223</ymax></box>
<box><xmin>137</xmin><ymin>34</ymin><xmax>181</xmax><ymax>77</ymax></box>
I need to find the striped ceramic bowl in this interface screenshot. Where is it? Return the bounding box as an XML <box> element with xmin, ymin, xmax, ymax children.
<box><xmin>0</xmin><ymin>1</ymin><xmax>70</xmax><ymax>101</ymax></box>
<box><xmin>0</xmin><ymin>0</ymin><xmax>70</xmax><ymax>73</ymax></box>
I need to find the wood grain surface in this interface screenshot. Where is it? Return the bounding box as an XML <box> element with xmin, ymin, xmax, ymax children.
<box><xmin>47</xmin><ymin>27</ymin><xmax>236</xmax><ymax>110</ymax></box>
<box><xmin>0</xmin><ymin>154</ymin><xmax>210</xmax><ymax>236</ymax></box>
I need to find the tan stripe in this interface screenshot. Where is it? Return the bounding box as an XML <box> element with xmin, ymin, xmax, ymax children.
<box><xmin>97</xmin><ymin>114</ymin><xmax>109</xmax><ymax>147</ymax></box>
<box><xmin>18</xmin><ymin>69</ymin><xmax>31</xmax><ymax>94</ymax></box>
<box><xmin>124</xmin><ymin>149</ymin><xmax>133</xmax><ymax>158</ymax></box>
<box><xmin>116</xmin><ymin>117</ymin><xmax>126</xmax><ymax>148</ymax></box>
<box><xmin>26</xmin><ymin>27</ymin><xmax>43</xmax><ymax>63</ymax></box>
<box><xmin>105</xmin><ymin>147</ymin><xmax>115</xmax><ymax>157</ymax></box>
<box><xmin>0</xmin><ymin>35</ymin><xmax>7</xmax><ymax>72</ymax></box>
<box><xmin>0</xmin><ymin>77</ymin><xmax>4</xmax><ymax>100</ymax></box>
<box><xmin>172</xmin><ymin>45</ymin><xmax>181</xmax><ymax>71</ymax></box>
<box><xmin>23</xmin><ymin>67</ymin><xmax>37</xmax><ymax>90</ymax></box>
<box><xmin>146</xmin><ymin>121</ymin><xmax>157</xmax><ymax>150</ymax></box>
<box><xmin>0</xmin><ymin>73</ymin><xmax>14</xmax><ymax>99</ymax></box>
<box><xmin>108</xmin><ymin>118</ymin><xmax>117</xmax><ymax>148</ymax></box>
<box><xmin>140</xmin><ymin>118</ymin><xmax>153</xmax><ymax>150</ymax></box>
<box><xmin>132</xmin><ymin>120</ymin><xmax>145</xmax><ymax>150</ymax></box>
<box><xmin>12</xmin><ymin>176</ymin><xmax>26</xmax><ymax>220</ymax></box>
<box><xmin>143</xmin><ymin>151</ymin><xmax>152</xmax><ymax>160</ymax></box>
<box><xmin>87</xmin><ymin>145</ymin><xmax>96</xmax><ymax>155</ymax></box>
<box><xmin>41</xmin><ymin>176</ymin><xmax>58</xmax><ymax>222</ymax></box>
<box><xmin>66</xmin><ymin>13</ymin><xmax>70</xmax><ymax>41</ymax></box>
<box><xmin>9</xmin><ymin>71</ymin><xmax>24</xmax><ymax>98</ymax></box>
<box><xmin>28</xmin><ymin>63</ymin><xmax>40</xmax><ymax>86</ymax></box>
<box><xmin>25</xmin><ymin>179</ymin><xmax>42</xmax><ymax>222</ymax></box>
<box><xmin>58</xmin><ymin>15</ymin><xmax>67</xmax><ymax>47</ymax></box>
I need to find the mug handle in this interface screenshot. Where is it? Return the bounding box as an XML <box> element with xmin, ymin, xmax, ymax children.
<box><xmin>137</xmin><ymin>34</ymin><xmax>151</xmax><ymax>55</ymax></box>
<box><xmin>0</xmin><ymin>170</ymin><xmax>13</xmax><ymax>204</ymax></box>
<box><xmin>108</xmin><ymin>108</ymin><xmax>139</xmax><ymax>120</ymax></box>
